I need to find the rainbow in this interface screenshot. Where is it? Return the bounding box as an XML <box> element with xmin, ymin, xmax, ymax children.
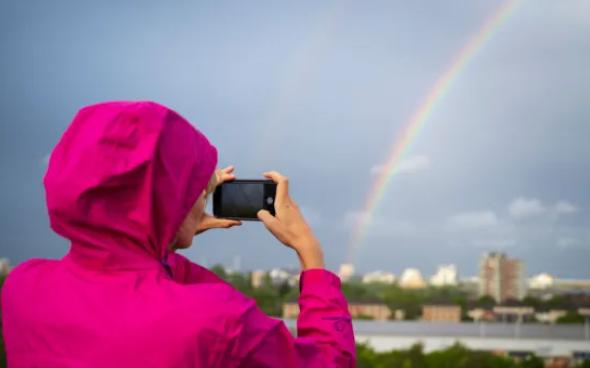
<box><xmin>348</xmin><ymin>0</ymin><xmax>521</xmax><ymax>262</ymax></box>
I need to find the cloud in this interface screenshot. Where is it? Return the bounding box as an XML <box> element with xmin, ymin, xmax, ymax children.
<box><xmin>371</xmin><ymin>155</ymin><xmax>431</xmax><ymax>176</ymax></box>
<box><xmin>554</xmin><ymin>201</ymin><xmax>578</xmax><ymax>215</ymax></box>
<box><xmin>508</xmin><ymin>197</ymin><xmax>547</xmax><ymax>219</ymax></box>
<box><xmin>508</xmin><ymin>197</ymin><xmax>579</xmax><ymax>219</ymax></box>
<box><xmin>447</xmin><ymin>211</ymin><xmax>498</xmax><ymax>229</ymax></box>
<box><xmin>557</xmin><ymin>237</ymin><xmax>578</xmax><ymax>249</ymax></box>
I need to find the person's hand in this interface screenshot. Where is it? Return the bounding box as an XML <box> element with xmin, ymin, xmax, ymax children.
<box><xmin>257</xmin><ymin>171</ymin><xmax>325</xmax><ymax>270</ymax></box>
<box><xmin>197</xmin><ymin>165</ymin><xmax>241</xmax><ymax>235</ymax></box>
<box><xmin>214</xmin><ymin>165</ymin><xmax>236</xmax><ymax>190</ymax></box>
<box><xmin>195</xmin><ymin>213</ymin><xmax>240</xmax><ymax>235</ymax></box>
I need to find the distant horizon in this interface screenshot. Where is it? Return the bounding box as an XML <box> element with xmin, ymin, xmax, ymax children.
<box><xmin>5</xmin><ymin>252</ymin><xmax>587</xmax><ymax>282</ymax></box>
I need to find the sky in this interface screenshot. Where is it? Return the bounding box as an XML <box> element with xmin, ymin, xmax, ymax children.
<box><xmin>1</xmin><ymin>0</ymin><xmax>589</xmax><ymax>278</ymax></box>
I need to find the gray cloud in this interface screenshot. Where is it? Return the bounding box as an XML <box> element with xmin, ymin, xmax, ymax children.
<box><xmin>447</xmin><ymin>211</ymin><xmax>499</xmax><ymax>230</ymax></box>
<box><xmin>508</xmin><ymin>198</ymin><xmax>547</xmax><ymax>219</ymax></box>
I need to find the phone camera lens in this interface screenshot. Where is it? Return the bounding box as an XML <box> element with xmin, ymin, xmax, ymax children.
<box><xmin>266</xmin><ymin>197</ymin><xmax>274</xmax><ymax>205</ymax></box>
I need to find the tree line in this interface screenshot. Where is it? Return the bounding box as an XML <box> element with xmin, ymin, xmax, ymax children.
<box><xmin>356</xmin><ymin>342</ymin><xmax>590</xmax><ymax>368</ymax></box>
<box><xmin>210</xmin><ymin>267</ymin><xmax>588</xmax><ymax>322</ymax></box>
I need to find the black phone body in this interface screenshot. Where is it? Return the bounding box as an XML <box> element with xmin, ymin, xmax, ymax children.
<box><xmin>213</xmin><ymin>179</ymin><xmax>276</xmax><ymax>221</ymax></box>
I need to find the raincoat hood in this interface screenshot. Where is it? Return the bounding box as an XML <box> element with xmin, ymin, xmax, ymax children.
<box><xmin>43</xmin><ymin>101</ymin><xmax>217</xmax><ymax>270</ymax></box>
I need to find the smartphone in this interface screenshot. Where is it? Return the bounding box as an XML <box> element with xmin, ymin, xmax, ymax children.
<box><xmin>213</xmin><ymin>179</ymin><xmax>277</xmax><ymax>221</ymax></box>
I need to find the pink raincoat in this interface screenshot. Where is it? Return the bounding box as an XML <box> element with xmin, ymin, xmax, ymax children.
<box><xmin>1</xmin><ymin>101</ymin><xmax>355</xmax><ymax>367</ymax></box>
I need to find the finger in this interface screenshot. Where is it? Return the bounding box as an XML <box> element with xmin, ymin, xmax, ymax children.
<box><xmin>223</xmin><ymin>219</ymin><xmax>242</xmax><ymax>228</ymax></box>
<box><xmin>221</xmin><ymin>174</ymin><xmax>236</xmax><ymax>183</ymax></box>
<box><xmin>203</xmin><ymin>214</ymin><xmax>241</xmax><ymax>227</ymax></box>
<box><xmin>207</xmin><ymin>212</ymin><xmax>239</xmax><ymax>222</ymax></box>
<box><xmin>257</xmin><ymin>209</ymin><xmax>280</xmax><ymax>231</ymax></box>
<box><xmin>222</xmin><ymin>165</ymin><xmax>235</xmax><ymax>174</ymax></box>
<box><xmin>217</xmin><ymin>221</ymin><xmax>241</xmax><ymax>229</ymax></box>
<box><xmin>263</xmin><ymin>171</ymin><xmax>289</xmax><ymax>202</ymax></box>
<box><xmin>209</xmin><ymin>219</ymin><xmax>241</xmax><ymax>230</ymax></box>
<box><xmin>217</xmin><ymin>168</ymin><xmax>236</xmax><ymax>184</ymax></box>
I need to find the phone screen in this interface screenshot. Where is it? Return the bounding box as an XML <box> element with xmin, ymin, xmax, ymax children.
<box><xmin>213</xmin><ymin>180</ymin><xmax>276</xmax><ymax>220</ymax></box>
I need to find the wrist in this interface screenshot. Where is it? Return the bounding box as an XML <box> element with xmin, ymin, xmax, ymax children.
<box><xmin>295</xmin><ymin>241</ymin><xmax>325</xmax><ymax>270</ymax></box>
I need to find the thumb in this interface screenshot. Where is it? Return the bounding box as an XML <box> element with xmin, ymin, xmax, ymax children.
<box><xmin>220</xmin><ymin>219</ymin><xmax>242</xmax><ymax>228</ymax></box>
<box><xmin>257</xmin><ymin>209</ymin><xmax>280</xmax><ymax>231</ymax></box>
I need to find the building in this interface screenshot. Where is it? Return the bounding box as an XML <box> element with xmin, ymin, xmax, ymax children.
<box><xmin>579</xmin><ymin>308</ymin><xmax>590</xmax><ymax>318</ymax></box>
<box><xmin>399</xmin><ymin>268</ymin><xmax>426</xmax><ymax>289</ymax></box>
<box><xmin>348</xmin><ymin>303</ymin><xmax>391</xmax><ymax>321</ymax></box>
<box><xmin>283</xmin><ymin>302</ymin><xmax>300</xmax><ymax>319</ymax></box>
<box><xmin>467</xmin><ymin>308</ymin><xmax>496</xmax><ymax>322</ymax></box>
<box><xmin>553</xmin><ymin>278</ymin><xmax>590</xmax><ymax>294</ymax></box>
<box><xmin>268</xmin><ymin>268</ymin><xmax>291</xmax><ymax>284</ymax></box>
<box><xmin>479</xmin><ymin>252</ymin><xmax>525</xmax><ymax>303</ymax></box>
<box><xmin>392</xmin><ymin>309</ymin><xmax>406</xmax><ymax>321</ymax></box>
<box><xmin>535</xmin><ymin>310</ymin><xmax>567</xmax><ymax>324</ymax></box>
<box><xmin>422</xmin><ymin>305</ymin><xmax>462</xmax><ymax>322</ymax></box>
<box><xmin>0</xmin><ymin>258</ymin><xmax>10</xmax><ymax>276</ymax></box>
<box><xmin>527</xmin><ymin>274</ymin><xmax>590</xmax><ymax>297</ymax></box>
<box><xmin>528</xmin><ymin>273</ymin><xmax>554</xmax><ymax>289</ymax></box>
<box><xmin>362</xmin><ymin>271</ymin><xmax>396</xmax><ymax>284</ymax></box>
<box><xmin>338</xmin><ymin>263</ymin><xmax>355</xmax><ymax>282</ymax></box>
<box><xmin>251</xmin><ymin>270</ymin><xmax>266</xmax><ymax>288</ymax></box>
<box><xmin>287</xmin><ymin>273</ymin><xmax>300</xmax><ymax>287</ymax></box>
<box><xmin>430</xmin><ymin>264</ymin><xmax>458</xmax><ymax>287</ymax></box>
<box><xmin>283</xmin><ymin>302</ymin><xmax>391</xmax><ymax>321</ymax></box>
<box><xmin>493</xmin><ymin>306</ymin><xmax>535</xmax><ymax>323</ymax></box>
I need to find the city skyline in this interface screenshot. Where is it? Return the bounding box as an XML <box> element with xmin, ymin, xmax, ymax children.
<box><xmin>1</xmin><ymin>1</ymin><xmax>589</xmax><ymax>277</ymax></box>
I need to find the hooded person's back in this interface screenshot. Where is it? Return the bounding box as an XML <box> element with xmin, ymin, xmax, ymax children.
<box><xmin>1</xmin><ymin>101</ymin><xmax>355</xmax><ymax>367</ymax></box>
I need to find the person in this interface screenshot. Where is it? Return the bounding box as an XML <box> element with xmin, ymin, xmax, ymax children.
<box><xmin>1</xmin><ymin>101</ymin><xmax>356</xmax><ymax>367</ymax></box>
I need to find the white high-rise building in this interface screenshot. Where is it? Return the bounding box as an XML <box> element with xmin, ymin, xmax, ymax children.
<box><xmin>479</xmin><ymin>252</ymin><xmax>525</xmax><ymax>303</ymax></box>
<box><xmin>430</xmin><ymin>264</ymin><xmax>458</xmax><ymax>287</ymax></box>
<box><xmin>362</xmin><ymin>271</ymin><xmax>396</xmax><ymax>284</ymax></box>
<box><xmin>399</xmin><ymin>268</ymin><xmax>426</xmax><ymax>289</ymax></box>
<box><xmin>338</xmin><ymin>263</ymin><xmax>355</xmax><ymax>282</ymax></box>
<box><xmin>269</xmin><ymin>268</ymin><xmax>290</xmax><ymax>284</ymax></box>
<box><xmin>528</xmin><ymin>273</ymin><xmax>554</xmax><ymax>289</ymax></box>
<box><xmin>251</xmin><ymin>270</ymin><xmax>266</xmax><ymax>288</ymax></box>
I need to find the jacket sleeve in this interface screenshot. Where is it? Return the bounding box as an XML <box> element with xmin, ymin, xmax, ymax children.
<box><xmin>231</xmin><ymin>269</ymin><xmax>356</xmax><ymax>367</ymax></box>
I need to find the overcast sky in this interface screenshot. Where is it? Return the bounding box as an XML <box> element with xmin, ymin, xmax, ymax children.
<box><xmin>1</xmin><ymin>0</ymin><xmax>589</xmax><ymax>278</ymax></box>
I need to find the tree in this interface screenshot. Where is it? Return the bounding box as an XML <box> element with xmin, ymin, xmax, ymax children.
<box><xmin>356</xmin><ymin>342</ymin><xmax>379</xmax><ymax>368</ymax></box>
<box><xmin>210</xmin><ymin>264</ymin><xmax>227</xmax><ymax>279</ymax></box>
<box><xmin>382</xmin><ymin>286</ymin><xmax>424</xmax><ymax>320</ymax></box>
<box><xmin>519</xmin><ymin>355</ymin><xmax>544</xmax><ymax>368</ymax></box>
<box><xmin>522</xmin><ymin>296</ymin><xmax>541</xmax><ymax>310</ymax></box>
<box><xmin>355</xmin><ymin>341</ymin><xmax>546</xmax><ymax>368</ymax></box>
<box><xmin>476</xmin><ymin>295</ymin><xmax>496</xmax><ymax>309</ymax></box>
<box><xmin>576</xmin><ymin>360</ymin><xmax>590</xmax><ymax>368</ymax></box>
<box><xmin>556</xmin><ymin>311</ymin><xmax>585</xmax><ymax>324</ymax></box>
